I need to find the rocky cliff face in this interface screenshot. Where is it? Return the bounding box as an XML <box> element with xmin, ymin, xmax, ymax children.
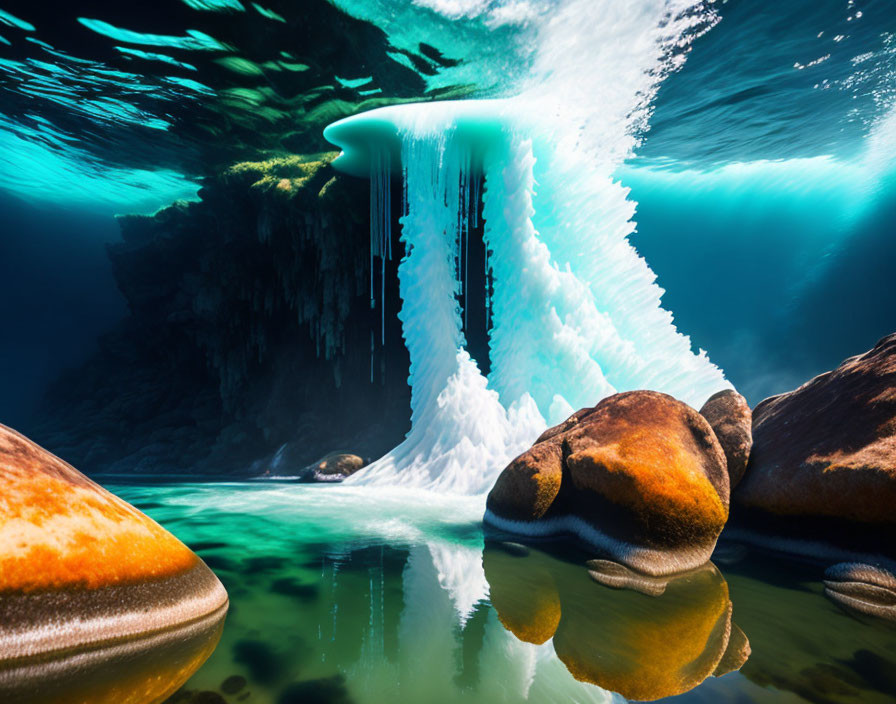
<box><xmin>30</xmin><ymin>155</ymin><xmax>410</xmax><ymax>476</ymax></box>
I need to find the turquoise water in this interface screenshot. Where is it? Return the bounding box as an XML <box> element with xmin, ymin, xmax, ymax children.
<box><xmin>109</xmin><ymin>481</ymin><xmax>896</xmax><ymax>704</ymax></box>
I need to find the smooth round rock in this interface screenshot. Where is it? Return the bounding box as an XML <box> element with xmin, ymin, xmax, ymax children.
<box><xmin>0</xmin><ymin>423</ymin><xmax>228</xmax><ymax>703</ymax></box>
<box><xmin>485</xmin><ymin>442</ymin><xmax>563</xmax><ymax>522</ymax></box>
<box><xmin>736</xmin><ymin>333</ymin><xmax>896</xmax><ymax>525</ymax></box>
<box><xmin>486</xmin><ymin>391</ymin><xmax>730</xmax><ymax>576</ymax></box>
<box><xmin>699</xmin><ymin>389</ymin><xmax>752</xmax><ymax>488</ymax></box>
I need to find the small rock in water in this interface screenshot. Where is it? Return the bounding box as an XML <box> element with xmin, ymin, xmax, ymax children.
<box><xmin>221</xmin><ymin>675</ymin><xmax>248</xmax><ymax>694</ymax></box>
<box><xmin>282</xmin><ymin>452</ymin><xmax>368</xmax><ymax>483</ymax></box>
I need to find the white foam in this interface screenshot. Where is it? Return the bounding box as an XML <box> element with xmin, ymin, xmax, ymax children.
<box><xmin>330</xmin><ymin>0</ymin><xmax>728</xmax><ymax>495</ymax></box>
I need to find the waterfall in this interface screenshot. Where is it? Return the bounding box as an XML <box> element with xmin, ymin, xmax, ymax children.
<box><xmin>325</xmin><ymin>101</ymin><xmax>728</xmax><ymax>494</ymax></box>
<box><xmin>324</xmin><ymin>1</ymin><xmax>729</xmax><ymax>495</ymax></box>
<box><xmin>334</xmin><ymin>117</ymin><xmax>545</xmax><ymax>495</ymax></box>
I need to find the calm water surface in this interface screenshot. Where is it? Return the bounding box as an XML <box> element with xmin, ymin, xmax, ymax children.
<box><xmin>107</xmin><ymin>481</ymin><xmax>896</xmax><ymax>704</ymax></box>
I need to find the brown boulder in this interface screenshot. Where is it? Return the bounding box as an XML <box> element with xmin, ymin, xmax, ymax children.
<box><xmin>486</xmin><ymin>391</ymin><xmax>730</xmax><ymax>576</ymax></box>
<box><xmin>0</xmin><ymin>424</ymin><xmax>227</xmax><ymax>703</ymax></box>
<box><xmin>733</xmin><ymin>334</ymin><xmax>896</xmax><ymax>553</ymax></box>
<box><xmin>482</xmin><ymin>441</ymin><xmax>563</xmax><ymax>523</ymax></box>
<box><xmin>699</xmin><ymin>390</ymin><xmax>752</xmax><ymax>488</ymax></box>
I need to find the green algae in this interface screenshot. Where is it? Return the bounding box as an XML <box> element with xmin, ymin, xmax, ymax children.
<box><xmin>215</xmin><ymin>56</ymin><xmax>265</xmax><ymax>76</ymax></box>
<box><xmin>225</xmin><ymin>153</ymin><xmax>339</xmax><ymax>196</ymax></box>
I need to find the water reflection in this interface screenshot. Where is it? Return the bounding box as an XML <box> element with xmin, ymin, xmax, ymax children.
<box><xmin>20</xmin><ymin>482</ymin><xmax>894</xmax><ymax>704</ymax></box>
<box><xmin>483</xmin><ymin>542</ymin><xmax>749</xmax><ymax>701</ymax></box>
<box><xmin>0</xmin><ymin>608</ymin><xmax>224</xmax><ymax>704</ymax></box>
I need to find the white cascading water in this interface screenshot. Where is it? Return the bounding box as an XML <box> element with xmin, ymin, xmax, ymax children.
<box><xmin>325</xmin><ymin>0</ymin><xmax>730</xmax><ymax>494</ymax></box>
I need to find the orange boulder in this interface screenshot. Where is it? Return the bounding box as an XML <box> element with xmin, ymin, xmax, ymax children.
<box><xmin>0</xmin><ymin>424</ymin><xmax>228</xmax><ymax>703</ymax></box>
<box><xmin>486</xmin><ymin>391</ymin><xmax>730</xmax><ymax>575</ymax></box>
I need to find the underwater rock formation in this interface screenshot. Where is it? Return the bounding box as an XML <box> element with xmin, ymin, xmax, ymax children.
<box><xmin>29</xmin><ymin>154</ymin><xmax>410</xmax><ymax>476</ymax></box>
<box><xmin>731</xmin><ymin>333</ymin><xmax>896</xmax><ymax>560</ymax></box>
<box><xmin>483</xmin><ymin>543</ymin><xmax>748</xmax><ymax>701</ymax></box>
<box><xmin>0</xmin><ymin>424</ymin><xmax>227</xmax><ymax>703</ymax></box>
<box><xmin>484</xmin><ymin>391</ymin><xmax>730</xmax><ymax>576</ymax></box>
<box><xmin>699</xmin><ymin>389</ymin><xmax>752</xmax><ymax>488</ymax></box>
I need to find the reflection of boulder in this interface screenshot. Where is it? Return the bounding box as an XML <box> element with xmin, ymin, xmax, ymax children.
<box><xmin>482</xmin><ymin>543</ymin><xmax>748</xmax><ymax>701</ymax></box>
<box><xmin>712</xmin><ymin>623</ymin><xmax>751</xmax><ymax>677</ymax></box>
<box><xmin>725</xmin><ymin>556</ymin><xmax>896</xmax><ymax>704</ymax></box>
<box><xmin>823</xmin><ymin>562</ymin><xmax>896</xmax><ymax>621</ymax></box>
<box><xmin>732</xmin><ymin>334</ymin><xmax>896</xmax><ymax>560</ymax></box>
<box><xmin>0</xmin><ymin>424</ymin><xmax>228</xmax><ymax>704</ymax></box>
<box><xmin>483</xmin><ymin>545</ymin><xmax>561</xmax><ymax>644</ymax></box>
<box><xmin>699</xmin><ymin>390</ymin><xmax>752</xmax><ymax>488</ymax></box>
<box><xmin>486</xmin><ymin>391</ymin><xmax>730</xmax><ymax>576</ymax></box>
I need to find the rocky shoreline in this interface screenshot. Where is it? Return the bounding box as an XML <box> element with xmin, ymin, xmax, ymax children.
<box><xmin>486</xmin><ymin>333</ymin><xmax>896</xmax><ymax>619</ymax></box>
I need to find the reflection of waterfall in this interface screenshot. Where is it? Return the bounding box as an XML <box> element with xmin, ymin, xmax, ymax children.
<box><xmin>427</xmin><ymin>542</ymin><xmax>489</xmax><ymax>625</ymax></box>
<box><xmin>370</xmin><ymin>541</ymin><xmax>613</xmax><ymax>704</ymax></box>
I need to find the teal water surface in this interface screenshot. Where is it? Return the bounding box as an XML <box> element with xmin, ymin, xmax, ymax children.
<box><xmin>108</xmin><ymin>480</ymin><xmax>896</xmax><ymax>704</ymax></box>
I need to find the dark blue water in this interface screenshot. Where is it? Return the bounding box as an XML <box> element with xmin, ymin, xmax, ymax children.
<box><xmin>0</xmin><ymin>191</ymin><xmax>125</xmax><ymax>426</ymax></box>
<box><xmin>2</xmin><ymin>0</ymin><xmax>893</xmax><ymax>410</ymax></box>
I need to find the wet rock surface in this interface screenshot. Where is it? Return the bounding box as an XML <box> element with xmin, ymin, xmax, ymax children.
<box><xmin>732</xmin><ymin>333</ymin><xmax>896</xmax><ymax>558</ymax></box>
<box><xmin>699</xmin><ymin>389</ymin><xmax>752</xmax><ymax>488</ymax></box>
<box><xmin>486</xmin><ymin>391</ymin><xmax>730</xmax><ymax>576</ymax></box>
<box><xmin>286</xmin><ymin>452</ymin><xmax>367</xmax><ymax>482</ymax></box>
<box><xmin>824</xmin><ymin>562</ymin><xmax>896</xmax><ymax>621</ymax></box>
<box><xmin>26</xmin><ymin>156</ymin><xmax>410</xmax><ymax>477</ymax></box>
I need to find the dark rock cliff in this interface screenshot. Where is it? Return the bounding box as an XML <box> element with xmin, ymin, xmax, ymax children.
<box><xmin>29</xmin><ymin>154</ymin><xmax>410</xmax><ymax>476</ymax></box>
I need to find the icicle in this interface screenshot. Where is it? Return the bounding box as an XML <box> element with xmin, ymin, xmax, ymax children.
<box><xmin>484</xmin><ymin>240</ymin><xmax>491</xmax><ymax>332</ymax></box>
<box><xmin>370</xmin><ymin>329</ymin><xmax>374</xmax><ymax>384</ymax></box>
<box><xmin>471</xmin><ymin>171</ymin><xmax>481</xmax><ymax>229</ymax></box>
<box><xmin>368</xmin><ymin>145</ymin><xmax>393</xmax><ymax>346</ymax></box>
<box><xmin>463</xmin><ymin>150</ymin><xmax>470</xmax><ymax>333</ymax></box>
<box><xmin>369</xmin><ymin>150</ymin><xmax>376</xmax><ymax>310</ymax></box>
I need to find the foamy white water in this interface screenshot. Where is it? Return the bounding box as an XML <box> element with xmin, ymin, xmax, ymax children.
<box><xmin>325</xmin><ymin>0</ymin><xmax>730</xmax><ymax>495</ymax></box>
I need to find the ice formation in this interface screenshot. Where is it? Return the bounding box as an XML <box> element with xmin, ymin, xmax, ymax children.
<box><xmin>324</xmin><ymin>1</ymin><xmax>730</xmax><ymax>495</ymax></box>
<box><xmin>324</xmin><ymin>100</ymin><xmax>729</xmax><ymax>494</ymax></box>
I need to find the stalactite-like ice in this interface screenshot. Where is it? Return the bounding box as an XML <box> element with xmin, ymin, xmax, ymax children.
<box><xmin>325</xmin><ymin>101</ymin><xmax>729</xmax><ymax>495</ymax></box>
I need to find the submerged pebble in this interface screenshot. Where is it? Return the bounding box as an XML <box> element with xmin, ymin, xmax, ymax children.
<box><xmin>221</xmin><ymin>674</ymin><xmax>248</xmax><ymax>694</ymax></box>
<box><xmin>278</xmin><ymin>675</ymin><xmax>355</xmax><ymax>704</ymax></box>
